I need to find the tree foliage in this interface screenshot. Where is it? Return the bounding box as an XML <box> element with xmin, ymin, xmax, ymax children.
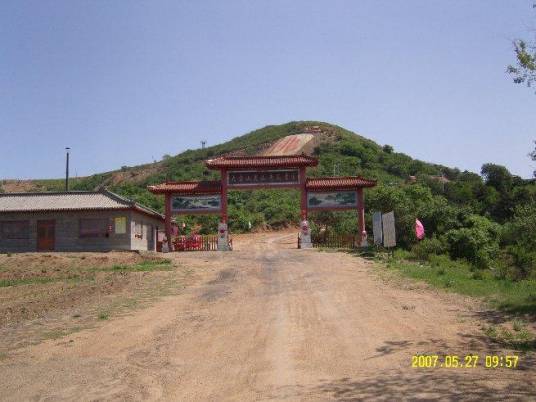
<box><xmin>508</xmin><ymin>3</ymin><xmax>536</xmax><ymax>89</ymax></box>
<box><xmin>443</xmin><ymin>215</ymin><xmax>501</xmax><ymax>269</ymax></box>
<box><xmin>531</xmin><ymin>141</ymin><xmax>536</xmax><ymax>177</ymax></box>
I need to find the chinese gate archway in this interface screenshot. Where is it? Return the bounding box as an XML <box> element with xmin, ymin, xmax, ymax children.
<box><xmin>148</xmin><ymin>155</ymin><xmax>376</xmax><ymax>251</ymax></box>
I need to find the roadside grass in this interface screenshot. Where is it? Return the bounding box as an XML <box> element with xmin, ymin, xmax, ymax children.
<box><xmin>354</xmin><ymin>249</ymin><xmax>536</xmax><ymax>351</ymax></box>
<box><xmin>0</xmin><ymin>258</ymin><xmax>174</xmax><ymax>288</ymax></box>
<box><xmin>91</xmin><ymin>276</ymin><xmax>182</xmax><ymax>322</ymax></box>
<box><xmin>483</xmin><ymin>323</ymin><xmax>536</xmax><ymax>351</ymax></box>
<box><xmin>106</xmin><ymin>258</ymin><xmax>173</xmax><ymax>272</ymax></box>
<box><xmin>367</xmin><ymin>251</ymin><xmax>536</xmax><ymax>315</ymax></box>
<box><xmin>0</xmin><ymin>277</ymin><xmax>56</xmax><ymax>288</ymax></box>
<box><xmin>98</xmin><ymin>311</ymin><xmax>109</xmax><ymax>320</ymax></box>
<box><xmin>42</xmin><ymin>327</ymin><xmax>81</xmax><ymax>340</ymax></box>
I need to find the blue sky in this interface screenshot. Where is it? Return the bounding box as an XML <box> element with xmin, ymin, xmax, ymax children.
<box><xmin>1</xmin><ymin>0</ymin><xmax>535</xmax><ymax>179</ymax></box>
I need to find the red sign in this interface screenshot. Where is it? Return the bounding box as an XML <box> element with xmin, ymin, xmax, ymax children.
<box><xmin>228</xmin><ymin>169</ymin><xmax>299</xmax><ymax>187</ymax></box>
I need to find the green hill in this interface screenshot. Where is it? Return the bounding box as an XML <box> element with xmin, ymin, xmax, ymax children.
<box><xmin>2</xmin><ymin>120</ymin><xmax>536</xmax><ymax>291</ymax></box>
<box><xmin>1</xmin><ymin>121</ymin><xmax>458</xmax><ymax>231</ymax></box>
<box><xmin>1</xmin><ymin>121</ymin><xmax>533</xmax><ymax>230</ymax></box>
<box><xmin>3</xmin><ymin>121</ymin><xmax>448</xmax><ymax>199</ymax></box>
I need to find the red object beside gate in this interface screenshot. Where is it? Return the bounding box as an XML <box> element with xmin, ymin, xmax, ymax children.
<box><xmin>172</xmin><ymin>235</ymin><xmax>218</xmax><ymax>251</ymax></box>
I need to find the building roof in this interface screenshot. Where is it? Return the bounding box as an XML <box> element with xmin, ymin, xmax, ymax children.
<box><xmin>205</xmin><ymin>154</ymin><xmax>318</xmax><ymax>169</ymax></box>
<box><xmin>306</xmin><ymin>176</ymin><xmax>377</xmax><ymax>190</ymax></box>
<box><xmin>0</xmin><ymin>189</ymin><xmax>164</xmax><ymax>221</ymax></box>
<box><xmin>147</xmin><ymin>180</ymin><xmax>221</xmax><ymax>194</ymax></box>
<box><xmin>147</xmin><ymin>175</ymin><xmax>376</xmax><ymax>194</ymax></box>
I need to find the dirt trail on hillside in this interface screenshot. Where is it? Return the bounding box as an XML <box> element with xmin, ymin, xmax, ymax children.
<box><xmin>0</xmin><ymin>232</ymin><xmax>534</xmax><ymax>401</ymax></box>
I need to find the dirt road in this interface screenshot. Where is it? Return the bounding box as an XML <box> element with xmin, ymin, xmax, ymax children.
<box><xmin>1</xmin><ymin>232</ymin><xmax>534</xmax><ymax>401</ymax></box>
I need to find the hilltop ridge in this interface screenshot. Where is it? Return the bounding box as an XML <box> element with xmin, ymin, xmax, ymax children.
<box><xmin>0</xmin><ymin>121</ymin><xmax>449</xmax><ymax>196</ymax></box>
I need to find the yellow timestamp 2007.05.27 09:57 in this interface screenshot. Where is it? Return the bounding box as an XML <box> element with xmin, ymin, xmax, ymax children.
<box><xmin>411</xmin><ymin>355</ymin><xmax>519</xmax><ymax>369</ymax></box>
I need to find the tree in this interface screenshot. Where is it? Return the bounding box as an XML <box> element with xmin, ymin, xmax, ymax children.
<box><xmin>508</xmin><ymin>4</ymin><xmax>536</xmax><ymax>89</ymax></box>
<box><xmin>382</xmin><ymin>144</ymin><xmax>394</xmax><ymax>154</ymax></box>
<box><xmin>481</xmin><ymin>163</ymin><xmax>513</xmax><ymax>194</ymax></box>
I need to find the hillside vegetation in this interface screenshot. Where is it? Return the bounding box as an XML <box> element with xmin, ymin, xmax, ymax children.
<box><xmin>2</xmin><ymin>121</ymin><xmax>450</xmax><ymax>212</ymax></box>
<box><xmin>2</xmin><ymin>121</ymin><xmax>535</xmax><ymax>307</ymax></box>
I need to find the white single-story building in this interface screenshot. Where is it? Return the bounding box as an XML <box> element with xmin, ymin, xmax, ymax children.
<box><xmin>0</xmin><ymin>189</ymin><xmax>164</xmax><ymax>252</ymax></box>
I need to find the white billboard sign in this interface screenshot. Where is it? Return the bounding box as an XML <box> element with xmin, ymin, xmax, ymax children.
<box><xmin>372</xmin><ymin>211</ymin><xmax>383</xmax><ymax>245</ymax></box>
<box><xmin>382</xmin><ymin>211</ymin><xmax>396</xmax><ymax>248</ymax></box>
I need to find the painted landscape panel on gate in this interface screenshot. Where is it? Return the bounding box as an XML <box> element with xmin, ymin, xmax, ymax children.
<box><xmin>307</xmin><ymin>191</ymin><xmax>358</xmax><ymax>209</ymax></box>
<box><xmin>171</xmin><ymin>195</ymin><xmax>222</xmax><ymax>212</ymax></box>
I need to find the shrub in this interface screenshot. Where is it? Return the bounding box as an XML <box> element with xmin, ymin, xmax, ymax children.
<box><xmin>428</xmin><ymin>254</ymin><xmax>473</xmax><ymax>274</ymax></box>
<box><xmin>411</xmin><ymin>237</ymin><xmax>447</xmax><ymax>261</ymax></box>
<box><xmin>428</xmin><ymin>254</ymin><xmax>454</xmax><ymax>269</ymax></box>
<box><xmin>471</xmin><ymin>270</ymin><xmax>484</xmax><ymax>280</ymax></box>
<box><xmin>504</xmin><ymin>204</ymin><xmax>536</xmax><ymax>250</ymax></box>
<box><xmin>443</xmin><ymin>215</ymin><xmax>501</xmax><ymax>269</ymax></box>
<box><xmin>98</xmin><ymin>311</ymin><xmax>109</xmax><ymax>320</ymax></box>
<box><xmin>507</xmin><ymin>245</ymin><xmax>536</xmax><ymax>280</ymax></box>
<box><xmin>418</xmin><ymin>197</ymin><xmax>469</xmax><ymax>234</ymax></box>
<box><xmin>444</xmin><ymin>279</ymin><xmax>455</xmax><ymax>288</ymax></box>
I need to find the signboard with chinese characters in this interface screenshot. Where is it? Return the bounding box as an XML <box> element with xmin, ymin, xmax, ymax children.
<box><xmin>227</xmin><ymin>169</ymin><xmax>299</xmax><ymax>187</ymax></box>
<box><xmin>307</xmin><ymin>191</ymin><xmax>358</xmax><ymax>210</ymax></box>
<box><xmin>382</xmin><ymin>211</ymin><xmax>396</xmax><ymax>248</ymax></box>
<box><xmin>171</xmin><ymin>194</ymin><xmax>221</xmax><ymax>213</ymax></box>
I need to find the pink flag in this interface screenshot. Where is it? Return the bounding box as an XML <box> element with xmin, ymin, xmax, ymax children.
<box><xmin>415</xmin><ymin>219</ymin><xmax>425</xmax><ymax>240</ymax></box>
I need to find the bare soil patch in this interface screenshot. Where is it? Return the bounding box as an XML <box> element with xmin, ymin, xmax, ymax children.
<box><xmin>0</xmin><ymin>251</ymin><xmax>190</xmax><ymax>352</ymax></box>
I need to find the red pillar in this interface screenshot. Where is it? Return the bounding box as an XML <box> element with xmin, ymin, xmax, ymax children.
<box><xmin>165</xmin><ymin>192</ymin><xmax>173</xmax><ymax>251</ymax></box>
<box><xmin>221</xmin><ymin>169</ymin><xmax>228</xmax><ymax>223</ymax></box>
<box><xmin>299</xmin><ymin>167</ymin><xmax>307</xmax><ymax>221</ymax></box>
<box><xmin>357</xmin><ymin>187</ymin><xmax>366</xmax><ymax>245</ymax></box>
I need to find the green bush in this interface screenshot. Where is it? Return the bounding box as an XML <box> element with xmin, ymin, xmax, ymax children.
<box><xmin>504</xmin><ymin>204</ymin><xmax>536</xmax><ymax>249</ymax></box>
<box><xmin>393</xmin><ymin>249</ymin><xmax>412</xmax><ymax>260</ymax></box>
<box><xmin>428</xmin><ymin>254</ymin><xmax>456</xmax><ymax>269</ymax></box>
<box><xmin>411</xmin><ymin>237</ymin><xmax>447</xmax><ymax>261</ymax></box>
<box><xmin>443</xmin><ymin>215</ymin><xmax>501</xmax><ymax>269</ymax></box>
<box><xmin>507</xmin><ymin>245</ymin><xmax>536</xmax><ymax>280</ymax></box>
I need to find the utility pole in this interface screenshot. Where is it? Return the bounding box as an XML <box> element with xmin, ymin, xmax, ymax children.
<box><xmin>65</xmin><ymin>147</ymin><xmax>70</xmax><ymax>191</ymax></box>
<box><xmin>201</xmin><ymin>140</ymin><xmax>206</xmax><ymax>149</ymax></box>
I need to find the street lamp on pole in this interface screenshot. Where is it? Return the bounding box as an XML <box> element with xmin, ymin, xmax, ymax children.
<box><xmin>65</xmin><ymin>147</ymin><xmax>70</xmax><ymax>192</ymax></box>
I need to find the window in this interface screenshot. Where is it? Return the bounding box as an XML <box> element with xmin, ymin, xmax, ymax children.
<box><xmin>134</xmin><ymin>222</ymin><xmax>143</xmax><ymax>239</ymax></box>
<box><xmin>0</xmin><ymin>221</ymin><xmax>30</xmax><ymax>240</ymax></box>
<box><xmin>114</xmin><ymin>216</ymin><xmax>127</xmax><ymax>234</ymax></box>
<box><xmin>79</xmin><ymin>219</ymin><xmax>109</xmax><ymax>238</ymax></box>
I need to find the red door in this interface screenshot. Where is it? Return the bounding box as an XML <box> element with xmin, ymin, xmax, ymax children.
<box><xmin>37</xmin><ymin>220</ymin><xmax>55</xmax><ymax>251</ymax></box>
